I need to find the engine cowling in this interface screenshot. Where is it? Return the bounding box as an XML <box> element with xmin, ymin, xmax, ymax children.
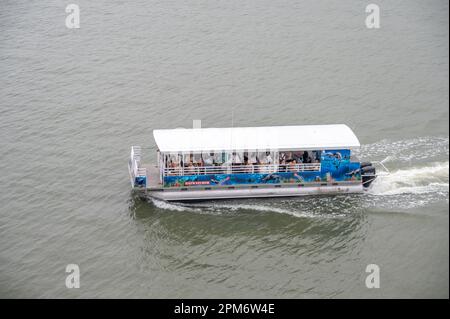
<box><xmin>361</xmin><ymin>163</ymin><xmax>376</xmax><ymax>188</ymax></box>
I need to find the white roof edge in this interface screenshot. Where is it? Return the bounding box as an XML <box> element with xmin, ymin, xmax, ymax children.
<box><xmin>153</xmin><ymin>124</ymin><xmax>360</xmax><ymax>153</ymax></box>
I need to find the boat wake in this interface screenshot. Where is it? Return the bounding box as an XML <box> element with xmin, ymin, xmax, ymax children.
<box><xmin>149</xmin><ymin>197</ymin><xmax>319</xmax><ymax>218</ymax></box>
<box><xmin>369</xmin><ymin>161</ymin><xmax>449</xmax><ymax>196</ymax></box>
<box><xmin>203</xmin><ymin>203</ymin><xmax>326</xmax><ymax>219</ymax></box>
<box><xmin>149</xmin><ymin>198</ymin><xmax>201</xmax><ymax>212</ymax></box>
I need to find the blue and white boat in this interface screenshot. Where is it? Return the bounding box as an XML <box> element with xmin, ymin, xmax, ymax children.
<box><xmin>128</xmin><ymin>124</ymin><xmax>379</xmax><ymax>201</ymax></box>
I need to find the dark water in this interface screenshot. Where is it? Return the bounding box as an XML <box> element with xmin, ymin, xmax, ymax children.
<box><xmin>0</xmin><ymin>0</ymin><xmax>448</xmax><ymax>298</ymax></box>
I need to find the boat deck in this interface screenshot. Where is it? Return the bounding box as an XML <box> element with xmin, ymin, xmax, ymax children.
<box><xmin>142</xmin><ymin>164</ymin><xmax>163</xmax><ymax>190</ymax></box>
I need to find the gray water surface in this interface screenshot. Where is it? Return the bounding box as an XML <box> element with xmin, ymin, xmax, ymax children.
<box><xmin>0</xmin><ymin>0</ymin><xmax>448</xmax><ymax>298</ymax></box>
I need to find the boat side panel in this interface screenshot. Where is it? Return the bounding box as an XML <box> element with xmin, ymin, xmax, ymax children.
<box><xmin>150</xmin><ymin>184</ymin><xmax>364</xmax><ymax>201</ymax></box>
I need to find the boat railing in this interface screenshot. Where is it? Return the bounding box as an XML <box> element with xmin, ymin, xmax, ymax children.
<box><xmin>130</xmin><ymin>146</ymin><xmax>142</xmax><ymax>178</ymax></box>
<box><xmin>163</xmin><ymin>163</ymin><xmax>321</xmax><ymax>176</ymax></box>
<box><xmin>137</xmin><ymin>167</ymin><xmax>147</xmax><ymax>177</ymax></box>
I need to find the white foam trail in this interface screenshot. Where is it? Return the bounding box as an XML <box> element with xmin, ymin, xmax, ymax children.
<box><xmin>149</xmin><ymin>198</ymin><xmax>199</xmax><ymax>212</ymax></box>
<box><xmin>149</xmin><ymin>197</ymin><xmax>329</xmax><ymax>219</ymax></box>
<box><xmin>149</xmin><ymin>197</ymin><xmax>303</xmax><ymax>216</ymax></box>
<box><xmin>209</xmin><ymin>203</ymin><xmax>316</xmax><ymax>218</ymax></box>
<box><xmin>370</xmin><ymin>161</ymin><xmax>449</xmax><ymax>196</ymax></box>
<box><xmin>198</xmin><ymin>202</ymin><xmax>346</xmax><ymax>218</ymax></box>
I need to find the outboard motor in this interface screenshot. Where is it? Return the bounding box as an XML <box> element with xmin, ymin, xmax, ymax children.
<box><xmin>361</xmin><ymin>162</ymin><xmax>376</xmax><ymax>188</ymax></box>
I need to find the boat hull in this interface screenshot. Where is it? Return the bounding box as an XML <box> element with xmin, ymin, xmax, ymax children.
<box><xmin>146</xmin><ymin>183</ymin><xmax>364</xmax><ymax>201</ymax></box>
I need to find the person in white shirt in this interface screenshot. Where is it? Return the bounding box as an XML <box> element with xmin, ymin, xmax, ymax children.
<box><xmin>232</xmin><ymin>152</ymin><xmax>242</xmax><ymax>164</ymax></box>
<box><xmin>203</xmin><ymin>152</ymin><xmax>214</xmax><ymax>166</ymax></box>
<box><xmin>264</xmin><ymin>151</ymin><xmax>273</xmax><ymax>165</ymax></box>
<box><xmin>259</xmin><ymin>151</ymin><xmax>273</xmax><ymax>173</ymax></box>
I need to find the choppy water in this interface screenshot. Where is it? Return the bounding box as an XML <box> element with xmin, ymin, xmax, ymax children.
<box><xmin>0</xmin><ymin>0</ymin><xmax>448</xmax><ymax>298</ymax></box>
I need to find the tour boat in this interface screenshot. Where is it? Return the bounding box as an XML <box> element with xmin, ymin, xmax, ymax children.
<box><xmin>128</xmin><ymin>124</ymin><xmax>380</xmax><ymax>201</ymax></box>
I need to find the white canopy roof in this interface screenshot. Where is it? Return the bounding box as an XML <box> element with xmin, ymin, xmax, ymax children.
<box><xmin>153</xmin><ymin>124</ymin><xmax>360</xmax><ymax>153</ymax></box>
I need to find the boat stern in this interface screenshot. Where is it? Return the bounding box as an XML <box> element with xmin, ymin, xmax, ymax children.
<box><xmin>128</xmin><ymin>146</ymin><xmax>147</xmax><ymax>189</ymax></box>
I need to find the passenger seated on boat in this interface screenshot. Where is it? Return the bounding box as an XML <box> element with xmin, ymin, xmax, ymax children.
<box><xmin>302</xmin><ymin>151</ymin><xmax>312</xmax><ymax>164</ymax></box>
<box><xmin>315</xmin><ymin>151</ymin><xmax>322</xmax><ymax>162</ymax></box>
<box><xmin>279</xmin><ymin>152</ymin><xmax>287</xmax><ymax>172</ymax></box>
<box><xmin>232</xmin><ymin>152</ymin><xmax>242</xmax><ymax>164</ymax></box>
<box><xmin>203</xmin><ymin>152</ymin><xmax>214</xmax><ymax>166</ymax></box>
<box><xmin>226</xmin><ymin>152</ymin><xmax>240</xmax><ymax>173</ymax></box>
<box><xmin>168</xmin><ymin>160</ymin><xmax>180</xmax><ymax>175</ymax></box>
<box><xmin>243</xmin><ymin>158</ymin><xmax>254</xmax><ymax>173</ymax></box>
<box><xmin>191</xmin><ymin>159</ymin><xmax>198</xmax><ymax>168</ymax></box>
<box><xmin>293</xmin><ymin>151</ymin><xmax>303</xmax><ymax>163</ymax></box>
<box><xmin>248</xmin><ymin>152</ymin><xmax>258</xmax><ymax>165</ymax></box>
<box><xmin>265</xmin><ymin>151</ymin><xmax>273</xmax><ymax>164</ymax></box>
<box><xmin>202</xmin><ymin>152</ymin><xmax>215</xmax><ymax>174</ymax></box>
<box><xmin>284</xmin><ymin>153</ymin><xmax>289</xmax><ymax>161</ymax></box>
<box><xmin>188</xmin><ymin>153</ymin><xmax>195</xmax><ymax>164</ymax></box>
<box><xmin>184</xmin><ymin>161</ymin><xmax>196</xmax><ymax>175</ymax></box>
<box><xmin>312</xmin><ymin>153</ymin><xmax>320</xmax><ymax>164</ymax></box>
<box><xmin>288</xmin><ymin>159</ymin><xmax>298</xmax><ymax>172</ymax></box>
<box><xmin>259</xmin><ymin>151</ymin><xmax>273</xmax><ymax>173</ymax></box>
<box><xmin>284</xmin><ymin>151</ymin><xmax>295</xmax><ymax>164</ymax></box>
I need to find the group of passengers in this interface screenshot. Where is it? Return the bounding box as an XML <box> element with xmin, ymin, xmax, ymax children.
<box><xmin>166</xmin><ymin>151</ymin><xmax>321</xmax><ymax>175</ymax></box>
<box><xmin>278</xmin><ymin>151</ymin><xmax>320</xmax><ymax>172</ymax></box>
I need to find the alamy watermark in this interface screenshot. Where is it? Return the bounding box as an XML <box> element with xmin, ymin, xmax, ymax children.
<box><xmin>365</xmin><ymin>264</ymin><xmax>380</xmax><ymax>288</ymax></box>
<box><xmin>65</xmin><ymin>4</ymin><xmax>80</xmax><ymax>29</ymax></box>
<box><xmin>365</xmin><ymin>4</ymin><xmax>380</xmax><ymax>29</ymax></box>
<box><xmin>65</xmin><ymin>264</ymin><xmax>80</xmax><ymax>288</ymax></box>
